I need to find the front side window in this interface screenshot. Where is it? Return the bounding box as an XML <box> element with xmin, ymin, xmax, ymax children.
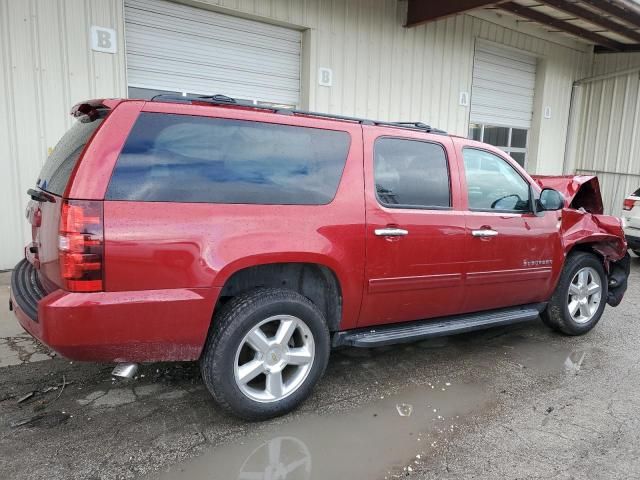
<box><xmin>463</xmin><ymin>148</ymin><xmax>530</xmax><ymax>212</ymax></box>
<box><xmin>373</xmin><ymin>137</ymin><xmax>450</xmax><ymax>208</ymax></box>
<box><xmin>106</xmin><ymin>113</ymin><xmax>351</xmax><ymax>204</ymax></box>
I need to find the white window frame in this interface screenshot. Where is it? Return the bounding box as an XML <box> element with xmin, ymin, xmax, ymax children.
<box><xmin>469</xmin><ymin>123</ymin><xmax>529</xmax><ymax>168</ymax></box>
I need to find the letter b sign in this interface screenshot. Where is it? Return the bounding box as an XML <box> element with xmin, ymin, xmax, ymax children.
<box><xmin>91</xmin><ymin>26</ymin><xmax>117</xmax><ymax>54</ymax></box>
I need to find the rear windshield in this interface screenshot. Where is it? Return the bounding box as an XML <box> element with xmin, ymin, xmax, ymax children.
<box><xmin>106</xmin><ymin>113</ymin><xmax>351</xmax><ymax>205</ymax></box>
<box><xmin>634</xmin><ymin>187</ymin><xmax>640</xmax><ymax>197</ymax></box>
<box><xmin>37</xmin><ymin>117</ymin><xmax>104</xmax><ymax>196</ymax></box>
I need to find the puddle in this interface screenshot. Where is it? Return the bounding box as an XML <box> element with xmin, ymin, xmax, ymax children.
<box><xmin>501</xmin><ymin>335</ymin><xmax>590</xmax><ymax>374</ymax></box>
<box><xmin>150</xmin><ymin>383</ymin><xmax>493</xmax><ymax>480</ymax></box>
<box><xmin>145</xmin><ymin>331</ymin><xmax>592</xmax><ymax>480</ymax></box>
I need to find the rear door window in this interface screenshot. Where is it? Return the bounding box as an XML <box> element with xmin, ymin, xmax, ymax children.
<box><xmin>37</xmin><ymin>117</ymin><xmax>104</xmax><ymax>195</ymax></box>
<box><xmin>106</xmin><ymin>113</ymin><xmax>351</xmax><ymax>205</ymax></box>
<box><xmin>373</xmin><ymin>137</ymin><xmax>451</xmax><ymax>208</ymax></box>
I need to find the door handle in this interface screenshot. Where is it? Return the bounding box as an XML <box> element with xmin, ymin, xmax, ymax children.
<box><xmin>471</xmin><ymin>229</ymin><xmax>498</xmax><ymax>237</ymax></box>
<box><xmin>374</xmin><ymin>228</ymin><xmax>409</xmax><ymax>237</ymax></box>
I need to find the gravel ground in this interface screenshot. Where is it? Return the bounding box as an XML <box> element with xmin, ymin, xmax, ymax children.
<box><xmin>0</xmin><ymin>258</ymin><xmax>638</xmax><ymax>479</ymax></box>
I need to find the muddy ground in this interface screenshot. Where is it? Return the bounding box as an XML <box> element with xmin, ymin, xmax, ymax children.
<box><xmin>1</xmin><ymin>259</ymin><xmax>639</xmax><ymax>480</ymax></box>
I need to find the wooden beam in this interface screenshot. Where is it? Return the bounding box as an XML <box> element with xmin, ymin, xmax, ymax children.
<box><xmin>499</xmin><ymin>2</ymin><xmax>625</xmax><ymax>51</ymax></box>
<box><xmin>405</xmin><ymin>0</ymin><xmax>497</xmax><ymax>28</ymax></box>
<box><xmin>594</xmin><ymin>43</ymin><xmax>640</xmax><ymax>53</ymax></box>
<box><xmin>540</xmin><ymin>0</ymin><xmax>640</xmax><ymax>43</ymax></box>
<box><xmin>581</xmin><ymin>0</ymin><xmax>640</xmax><ymax>29</ymax></box>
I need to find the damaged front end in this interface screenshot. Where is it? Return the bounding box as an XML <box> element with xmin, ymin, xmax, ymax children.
<box><xmin>533</xmin><ymin>175</ymin><xmax>630</xmax><ymax>306</ymax></box>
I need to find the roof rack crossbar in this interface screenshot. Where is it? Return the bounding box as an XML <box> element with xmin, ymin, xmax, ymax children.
<box><xmin>148</xmin><ymin>94</ymin><xmax>447</xmax><ymax>134</ymax></box>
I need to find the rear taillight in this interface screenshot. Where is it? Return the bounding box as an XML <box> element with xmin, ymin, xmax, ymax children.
<box><xmin>58</xmin><ymin>200</ymin><xmax>104</xmax><ymax>292</ymax></box>
<box><xmin>623</xmin><ymin>198</ymin><xmax>636</xmax><ymax>211</ymax></box>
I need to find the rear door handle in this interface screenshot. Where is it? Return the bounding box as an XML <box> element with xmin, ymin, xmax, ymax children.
<box><xmin>374</xmin><ymin>228</ymin><xmax>409</xmax><ymax>237</ymax></box>
<box><xmin>471</xmin><ymin>229</ymin><xmax>498</xmax><ymax>237</ymax></box>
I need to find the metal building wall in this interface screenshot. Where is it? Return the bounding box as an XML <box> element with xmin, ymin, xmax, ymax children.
<box><xmin>566</xmin><ymin>55</ymin><xmax>640</xmax><ymax>217</ymax></box>
<box><xmin>0</xmin><ymin>0</ymin><xmax>592</xmax><ymax>269</ymax></box>
<box><xmin>0</xmin><ymin>0</ymin><xmax>127</xmax><ymax>270</ymax></box>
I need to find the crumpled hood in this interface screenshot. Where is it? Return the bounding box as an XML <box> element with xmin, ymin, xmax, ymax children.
<box><xmin>531</xmin><ymin>175</ymin><xmax>603</xmax><ymax>214</ymax></box>
<box><xmin>532</xmin><ymin>175</ymin><xmax>628</xmax><ymax>305</ymax></box>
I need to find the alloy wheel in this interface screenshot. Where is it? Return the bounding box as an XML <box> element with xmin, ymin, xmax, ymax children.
<box><xmin>567</xmin><ymin>266</ymin><xmax>602</xmax><ymax>324</ymax></box>
<box><xmin>234</xmin><ymin>315</ymin><xmax>315</xmax><ymax>403</ymax></box>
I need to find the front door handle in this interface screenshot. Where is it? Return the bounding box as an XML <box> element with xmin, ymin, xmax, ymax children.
<box><xmin>471</xmin><ymin>229</ymin><xmax>498</xmax><ymax>238</ymax></box>
<box><xmin>375</xmin><ymin>228</ymin><xmax>409</xmax><ymax>237</ymax></box>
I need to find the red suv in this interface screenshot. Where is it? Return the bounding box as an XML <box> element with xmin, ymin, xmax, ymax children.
<box><xmin>10</xmin><ymin>96</ymin><xmax>629</xmax><ymax>419</ymax></box>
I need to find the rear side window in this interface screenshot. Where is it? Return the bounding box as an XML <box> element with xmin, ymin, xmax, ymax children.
<box><xmin>106</xmin><ymin>113</ymin><xmax>351</xmax><ymax>205</ymax></box>
<box><xmin>374</xmin><ymin>137</ymin><xmax>450</xmax><ymax>208</ymax></box>
<box><xmin>37</xmin><ymin>117</ymin><xmax>104</xmax><ymax>196</ymax></box>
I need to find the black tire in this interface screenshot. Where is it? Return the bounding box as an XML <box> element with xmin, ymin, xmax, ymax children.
<box><xmin>541</xmin><ymin>252</ymin><xmax>608</xmax><ymax>336</ymax></box>
<box><xmin>200</xmin><ymin>287</ymin><xmax>330</xmax><ymax>420</ymax></box>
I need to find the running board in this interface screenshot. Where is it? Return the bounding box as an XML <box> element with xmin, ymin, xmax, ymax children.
<box><xmin>333</xmin><ymin>303</ymin><xmax>546</xmax><ymax>348</ymax></box>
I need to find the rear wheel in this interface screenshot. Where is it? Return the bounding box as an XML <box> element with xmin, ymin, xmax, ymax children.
<box><xmin>200</xmin><ymin>288</ymin><xmax>330</xmax><ymax>420</ymax></box>
<box><xmin>541</xmin><ymin>252</ymin><xmax>607</xmax><ymax>335</ymax></box>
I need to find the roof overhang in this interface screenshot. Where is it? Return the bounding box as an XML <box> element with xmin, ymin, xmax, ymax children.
<box><xmin>405</xmin><ymin>0</ymin><xmax>640</xmax><ymax>53</ymax></box>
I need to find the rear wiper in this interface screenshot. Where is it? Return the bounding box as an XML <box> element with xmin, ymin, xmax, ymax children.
<box><xmin>27</xmin><ymin>188</ymin><xmax>54</xmax><ymax>203</ymax></box>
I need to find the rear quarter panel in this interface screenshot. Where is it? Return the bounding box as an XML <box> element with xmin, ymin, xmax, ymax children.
<box><xmin>103</xmin><ymin>104</ymin><xmax>366</xmax><ymax>330</ymax></box>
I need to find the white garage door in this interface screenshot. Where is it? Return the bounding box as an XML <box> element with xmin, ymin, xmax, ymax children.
<box><xmin>124</xmin><ymin>0</ymin><xmax>301</xmax><ymax>106</ymax></box>
<box><xmin>469</xmin><ymin>41</ymin><xmax>537</xmax><ymax>167</ymax></box>
<box><xmin>470</xmin><ymin>41</ymin><xmax>537</xmax><ymax>129</ymax></box>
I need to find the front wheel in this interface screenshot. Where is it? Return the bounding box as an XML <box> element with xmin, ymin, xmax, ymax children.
<box><xmin>541</xmin><ymin>252</ymin><xmax>607</xmax><ymax>335</ymax></box>
<box><xmin>200</xmin><ymin>288</ymin><xmax>330</xmax><ymax>420</ymax></box>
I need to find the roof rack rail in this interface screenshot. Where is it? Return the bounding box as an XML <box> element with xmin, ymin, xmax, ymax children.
<box><xmin>148</xmin><ymin>94</ymin><xmax>447</xmax><ymax>135</ymax></box>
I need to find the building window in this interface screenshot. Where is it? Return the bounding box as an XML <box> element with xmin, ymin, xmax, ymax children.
<box><xmin>468</xmin><ymin>124</ymin><xmax>528</xmax><ymax>168</ymax></box>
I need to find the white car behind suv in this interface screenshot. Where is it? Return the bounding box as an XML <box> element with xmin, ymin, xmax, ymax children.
<box><xmin>623</xmin><ymin>187</ymin><xmax>640</xmax><ymax>256</ymax></box>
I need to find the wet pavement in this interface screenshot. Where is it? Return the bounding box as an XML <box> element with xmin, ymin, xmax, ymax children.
<box><xmin>0</xmin><ymin>273</ymin><xmax>55</xmax><ymax>367</ymax></box>
<box><xmin>1</xmin><ymin>259</ymin><xmax>639</xmax><ymax>479</ymax></box>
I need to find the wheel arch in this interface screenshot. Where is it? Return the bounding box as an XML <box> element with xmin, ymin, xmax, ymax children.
<box><xmin>214</xmin><ymin>261</ymin><xmax>344</xmax><ymax>332</ymax></box>
<box><xmin>563</xmin><ymin>241</ymin><xmax>630</xmax><ymax>306</ymax></box>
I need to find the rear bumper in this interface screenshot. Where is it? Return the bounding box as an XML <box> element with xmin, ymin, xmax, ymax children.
<box><xmin>10</xmin><ymin>259</ymin><xmax>220</xmax><ymax>362</ymax></box>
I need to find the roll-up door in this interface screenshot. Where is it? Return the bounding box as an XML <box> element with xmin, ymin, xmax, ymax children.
<box><xmin>470</xmin><ymin>41</ymin><xmax>537</xmax><ymax>129</ymax></box>
<box><xmin>469</xmin><ymin>41</ymin><xmax>537</xmax><ymax>167</ymax></box>
<box><xmin>125</xmin><ymin>0</ymin><xmax>301</xmax><ymax>106</ymax></box>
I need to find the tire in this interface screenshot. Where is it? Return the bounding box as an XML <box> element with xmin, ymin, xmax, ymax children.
<box><xmin>541</xmin><ymin>252</ymin><xmax>608</xmax><ymax>336</ymax></box>
<box><xmin>200</xmin><ymin>287</ymin><xmax>330</xmax><ymax>420</ymax></box>
<box><xmin>632</xmin><ymin>249</ymin><xmax>640</xmax><ymax>257</ymax></box>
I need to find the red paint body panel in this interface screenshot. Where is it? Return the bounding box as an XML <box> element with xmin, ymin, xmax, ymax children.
<box><xmin>66</xmin><ymin>101</ymin><xmax>144</xmax><ymax>200</ymax></box>
<box><xmin>451</xmin><ymin>138</ymin><xmax>564</xmax><ymax>311</ymax></box>
<box><xmin>11</xmin><ymin>283</ymin><xmax>219</xmax><ymax>361</ymax></box>
<box><xmin>532</xmin><ymin>175</ymin><xmax>604</xmax><ymax>214</ymax></box>
<box><xmin>10</xmin><ymin>98</ymin><xmax>629</xmax><ymax>363</ymax></box>
<box><xmin>359</xmin><ymin>126</ymin><xmax>467</xmax><ymax>326</ymax></box>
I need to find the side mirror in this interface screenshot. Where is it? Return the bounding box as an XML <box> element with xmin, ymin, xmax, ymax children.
<box><xmin>538</xmin><ymin>188</ymin><xmax>564</xmax><ymax>211</ymax></box>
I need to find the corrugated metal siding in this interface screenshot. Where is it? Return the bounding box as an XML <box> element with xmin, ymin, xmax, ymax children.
<box><xmin>0</xmin><ymin>0</ymin><xmax>126</xmax><ymax>270</ymax></box>
<box><xmin>0</xmin><ymin>0</ymin><xmax>593</xmax><ymax>269</ymax></box>
<box><xmin>125</xmin><ymin>0</ymin><xmax>302</xmax><ymax>105</ymax></box>
<box><xmin>592</xmin><ymin>52</ymin><xmax>640</xmax><ymax>77</ymax></box>
<box><xmin>568</xmin><ymin>67</ymin><xmax>640</xmax><ymax>217</ymax></box>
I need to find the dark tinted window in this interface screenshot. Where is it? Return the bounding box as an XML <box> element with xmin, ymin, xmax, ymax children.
<box><xmin>37</xmin><ymin>117</ymin><xmax>104</xmax><ymax>195</ymax></box>
<box><xmin>374</xmin><ymin>138</ymin><xmax>450</xmax><ymax>208</ymax></box>
<box><xmin>463</xmin><ymin>148</ymin><xmax>529</xmax><ymax>212</ymax></box>
<box><xmin>106</xmin><ymin>113</ymin><xmax>351</xmax><ymax>204</ymax></box>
